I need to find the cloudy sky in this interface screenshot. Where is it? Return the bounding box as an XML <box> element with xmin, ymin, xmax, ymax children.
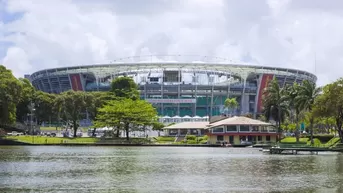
<box><xmin>1</xmin><ymin>0</ymin><xmax>343</xmax><ymax>86</ymax></box>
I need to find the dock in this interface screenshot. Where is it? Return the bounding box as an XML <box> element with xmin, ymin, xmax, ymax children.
<box><xmin>268</xmin><ymin>147</ymin><xmax>340</xmax><ymax>155</ymax></box>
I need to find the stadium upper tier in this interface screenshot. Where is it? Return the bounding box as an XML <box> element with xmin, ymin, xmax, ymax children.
<box><xmin>29</xmin><ymin>61</ymin><xmax>316</xmax><ymax>116</ymax></box>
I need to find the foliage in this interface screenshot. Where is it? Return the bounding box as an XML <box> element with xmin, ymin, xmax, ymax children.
<box><xmin>110</xmin><ymin>77</ymin><xmax>139</xmax><ymax>100</ymax></box>
<box><xmin>185</xmin><ymin>140</ymin><xmax>197</xmax><ymax>144</ymax></box>
<box><xmin>95</xmin><ymin>99</ymin><xmax>158</xmax><ymax>140</ymax></box>
<box><xmin>0</xmin><ymin>65</ymin><xmax>23</xmax><ymax>124</ymax></box>
<box><xmin>198</xmin><ymin>135</ymin><xmax>208</xmax><ymax>141</ymax></box>
<box><xmin>295</xmin><ymin>80</ymin><xmax>321</xmax><ymax>144</ymax></box>
<box><xmin>262</xmin><ymin>77</ymin><xmax>289</xmax><ymax>138</ymax></box>
<box><xmin>151</xmin><ymin>122</ymin><xmax>165</xmax><ymax>131</ymax></box>
<box><xmin>186</xmin><ymin>135</ymin><xmax>196</xmax><ymax>140</ymax></box>
<box><xmin>33</xmin><ymin>91</ymin><xmax>57</xmax><ymax>125</ymax></box>
<box><xmin>16</xmin><ymin>78</ymin><xmax>35</xmax><ymax>122</ymax></box>
<box><xmin>224</xmin><ymin>97</ymin><xmax>239</xmax><ymax>115</ymax></box>
<box><xmin>55</xmin><ymin>90</ymin><xmax>91</xmax><ymax>137</ymax></box>
<box><xmin>312</xmin><ymin>79</ymin><xmax>343</xmax><ymax>143</ymax></box>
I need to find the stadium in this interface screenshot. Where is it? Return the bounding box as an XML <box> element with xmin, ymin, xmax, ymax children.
<box><xmin>28</xmin><ymin>55</ymin><xmax>317</xmax><ymax>118</ymax></box>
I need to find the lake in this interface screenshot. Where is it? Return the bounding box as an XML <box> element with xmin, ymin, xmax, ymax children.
<box><xmin>0</xmin><ymin>146</ymin><xmax>342</xmax><ymax>193</ymax></box>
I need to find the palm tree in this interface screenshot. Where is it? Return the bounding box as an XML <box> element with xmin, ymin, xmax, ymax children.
<box><xmin>295</xmin><ymin>80</ymin><xmax>321</xmax><ymax>145</ymax></box>
<box><xmin>284</xmin><ymin>83</ymin><xmax>303</xmax><ymax>142</ymax></box>
<box><xmin>224</xmin><ymin>97</ymin><xmax>239</xmax><ymax>117</ymax></box>
<box><xmin>262</xmin><ymin>77</ymin><xmax>289</xmax><ymax>141</ymax></box>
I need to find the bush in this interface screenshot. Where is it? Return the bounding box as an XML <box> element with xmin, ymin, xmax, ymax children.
<box><xmin>186</xmin><ymin>140</ymin><xmax>197</xmax><ymax>144</ymax></box>
<box><xmin>186</xmin><ymin>135</ymin><xmax>196</xmax><ymax>140</ymax></box>
<box><xmin>301</xmin><ymin>134</ymin><xmax>334</xmax><ymax>143</ymax></box>
<box><xmin>197</xmin><ymin>135</ymin><xmax>208</xmax><ymax>142</ymax></box>
<box><xmin>307</xmin><ymin>138</ymin><xmax>322</xmax><ymax>146</ymax></box>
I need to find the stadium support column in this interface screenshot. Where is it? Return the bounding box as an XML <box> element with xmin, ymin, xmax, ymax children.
<box><xmin>241</xmin><ymin>78</ymin><xmax>246</xmax><ymax>115</ymax></box>
<box><xmin>240</xmin><ymin>72</ymin><xmax>249</xmax><ymax>115</ymax></box>
<box><xmin>194</xmin><ymin>73</ymin><xmax>198</xmax><ymax>116</ymax></box>
<box><xmin>177</xmin><ymin>68</ymin><xmax>181</xmax><ymax>116</ymax></box>
<box><xmin>161</xmin><ymin>68</ymin><xmax>164</xmax><ymax>115</ymax></box>
<box><xmin>210</xmin><ymin>73</ymin><xmax>214</xmax><ymax>119</ymax></box>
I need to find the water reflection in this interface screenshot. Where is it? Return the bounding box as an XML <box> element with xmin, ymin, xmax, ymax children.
<box><xmin>0</xmin><ymin>146</ymin><xmax>342</xmax><ymax>193</ymax></box>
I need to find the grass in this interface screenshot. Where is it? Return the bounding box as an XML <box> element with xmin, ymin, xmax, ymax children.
<box><xmin>40</xmin><ymin>127</ymin><xmax>89</xmax><ymax>132</ymax></box>
<box><xmin>281</xmin><ymin>137</ymin><xmax>309</xmax><ymax>143</ymax></box>
<box><xmin>154</xmin><ymin>136</ymin><xmax>176</xmax><ymax>142</ymax></box>
<box><xmin>280</xmin><ymin>136</ymin><xmax>341</xmax><ymax>148</ymax></box>
<box><xmin>5</xmin><ymin>136</ymin><xmax>99</xmax><ymax>144</ymax></box>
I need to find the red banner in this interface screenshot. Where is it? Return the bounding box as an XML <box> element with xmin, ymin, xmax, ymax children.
<box><xmin>257</xmin><ymin>74</ymin><xmax>273</xmax><ymax>112</ymax></box>
<box><xmin>69</xmin><ymin>74</ymin><xmax>83</xmax><ymax>91</ymax></box>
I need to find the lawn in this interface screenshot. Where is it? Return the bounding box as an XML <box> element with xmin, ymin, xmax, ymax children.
<box><xmin>280</xmin><ymin>136</ymin><xmax>341</xmax><ymax>148</ymax></box>
<box><xmin>281</xmin><ymin>137</ymin><xmax>309</xmax><ymax>143</ymax></box>
<box><xmin>5</xmin><ymin>136</ymin><xmax>99</xmax><ymax>144</ymax></box>
<box><xmin>40</xmin><ymin>127</ymin><xmax>89</xmax><ymax>132</ymax></box>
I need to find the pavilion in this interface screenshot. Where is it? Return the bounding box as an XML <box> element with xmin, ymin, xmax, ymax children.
<box><xmin>206</xmin><ymin>116</ymin><xmax>277</xmax><ymax>145</ymax></box>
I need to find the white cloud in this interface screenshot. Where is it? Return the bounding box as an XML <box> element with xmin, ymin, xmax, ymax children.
<box><xmin>1</xmin><ymin>0</ymin><xmax>343</xmax><ymax>86</ymax></box>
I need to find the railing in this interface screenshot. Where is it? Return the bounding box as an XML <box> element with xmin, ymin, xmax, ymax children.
<box><xmin>212</xmin><ymin>130</ymin><xmax>277</xmax><ymax>134</ymax></box>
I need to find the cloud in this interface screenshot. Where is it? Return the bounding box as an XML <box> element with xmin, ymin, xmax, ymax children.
<box><xmin>1</xmin><ymin>0</ymin><xmax>343</xmax><ymax>86</ymax></box>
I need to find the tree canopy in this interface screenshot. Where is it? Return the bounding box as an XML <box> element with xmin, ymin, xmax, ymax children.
<box><xmin>95</xmin><ymin>99</ymin><xmax>158</xmax><ymax>140</ymax></box>
<box><xmin>0</xmin><ymin>65</ymin><xmax>23</xmax><ymax>125</ymax></box>
<box><xmin>110</xmin><ymin>76</ymin><xmax>139</xmax><ymax>100</ymax></box>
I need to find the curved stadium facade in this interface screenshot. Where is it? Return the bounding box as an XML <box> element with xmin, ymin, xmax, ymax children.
<box><xmin>29</xmin><ymin>58</ymin><xmax>317</xmax><ymax>117</ymax></box>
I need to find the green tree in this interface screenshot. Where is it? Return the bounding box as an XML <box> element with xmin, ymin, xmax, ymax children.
<box><xmin>295</xmin><ymin>80</ymin><xmax>321</xmax><ymax>145</ymax></box>
<box><xmin>33</xmin><ymin>91</ymin><xmax>57</xmax><ymax>126</ymax></box>
<box><xmin>262</xmin><ymin>77</ymin><xmax>289</xmax><ymax>141</ymax></box>
<box><xmin>55</xmin><ymin>90</ymin><xmax>90</xmax><ymax>137</ymax></box>
<box><xmin>87</xmin><ymin>91</ymin><xmax>112</xmax><ymax>136</ymax></box>
<box><xmin>224</xmin><ymin>97</ymin><xmax>239</xmax><ymax>116</ymax></box>
<box><xmin>16</xmin><ymin>78</ymin><xmax>35</xmax><ymax>122</ymax></box>
<box><xmin>312</xmin><ymin>80</ymin><xmax>343</xmax><ymax>143</ymax></box>
<box><xmin>284</xmin><ymin>83</ymin><xmax>303</xmax><ymax>142</ymax></box>
<box><xmin>152</xmin><ymin>121</ymin><xmax>165</xmax><ymax>137</ymax></box>
<box><xmin>0</xmin><ymin>65</ymin><xmax>22</xmax><ymax>125</ymax></box>
<box><xmin>95</xmin><ymin>99</ymin><xmax>158</xmax><ymax>141</ymax></box>
<box><xmin>111</xmin><ymin>77</ymin><xmax>139</xmax><ymax>100</ymax></box>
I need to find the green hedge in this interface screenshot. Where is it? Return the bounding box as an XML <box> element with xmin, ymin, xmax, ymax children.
<box><xmin>186</xmin><ymin>140</ymin><xmax>197</xmax><ymax>144</ymax></box>
<box><xmin>301</xmin><ymin>134</ymin><xmax>334</xmax><ymax>143</ymax></box>
<box><xmin>186</xmin><ymin>135</ymin><xmax>196</xmax><ymax>140</ymax></box>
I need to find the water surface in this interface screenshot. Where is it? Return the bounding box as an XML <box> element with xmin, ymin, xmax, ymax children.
<box><xmin>0</xmin><ymin>146</ymin><xmax>342</xmax><ymax>193</ymax></box>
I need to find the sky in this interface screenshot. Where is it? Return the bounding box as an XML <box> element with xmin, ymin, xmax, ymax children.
<box><xmin>1</xmin><ymin>0</ymin><xmax>343</xmax><ymax>86</ymax></box>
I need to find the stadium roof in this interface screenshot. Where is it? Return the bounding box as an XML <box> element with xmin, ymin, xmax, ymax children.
<box><xmin>30</xmin><ymin>61</ymin><xmax>317</xmax><ymax>83</ymax></box>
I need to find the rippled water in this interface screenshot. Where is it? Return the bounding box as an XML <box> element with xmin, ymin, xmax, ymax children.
<box><xmin>0</xmin><ymin>146</ymin><xmax>342</xmax><ymax>193</ymax></box>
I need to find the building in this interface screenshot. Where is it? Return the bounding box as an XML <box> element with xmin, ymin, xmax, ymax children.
<box><xmin>163</xmin><ymin>121</ymin><xmax>209</xmax><ymax>136</ymax></box>
<box><xmin>28</xmin><ymin>56</ymin><xmax>317</xmax><ymax>117</ymax></box>
<box><xmin>206</xmin><ymin>116</ymin><xmax>277</xmax><ymax>145</ymax></box>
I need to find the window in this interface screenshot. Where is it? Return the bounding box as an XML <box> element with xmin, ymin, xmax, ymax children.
<box><xmin>258</xmin><ymin>136</ymin><xmax>262</xmax><ymax>141</ymax></box>
<box><xmin>251</xmin><ymin>126</ymin><xmax>259</xmax><ymax>132</ymax></box>
<box><xmin>266</xmin><ymin>136</ymin><xmax>271</xmax><ymax>141</ymax></box>
<box><xmin>229</xmin><ymin>136</ymin><xmax>234</xmax><ymax>143</ymax></box>
<box><xmin>169</xmin><ymin>129</ymin><xmax>178</xmax><ymax>135</ymax></box>
<box><xmin>217</xmin><ymin>135</ymin><xmax>224</xmax><ymax>141</ymax></box>
<box><xmin>149</xmin><ymin>77</ymin><xmax>159</xmax><ymax>82</ymax></box>
<box><xmin>226</xmin><ymin>125</ymin><xmax>237</xmax><ymax>132</ymax></box>
<box><xmin>212</xmin><ymin>127</ymin><xmax>224</xmax><ymax>133</ymax></box>
<box><xmin>240</xmin><ymin>125</ymin><xmax>250</xmax><ymax>132</ymax></box>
